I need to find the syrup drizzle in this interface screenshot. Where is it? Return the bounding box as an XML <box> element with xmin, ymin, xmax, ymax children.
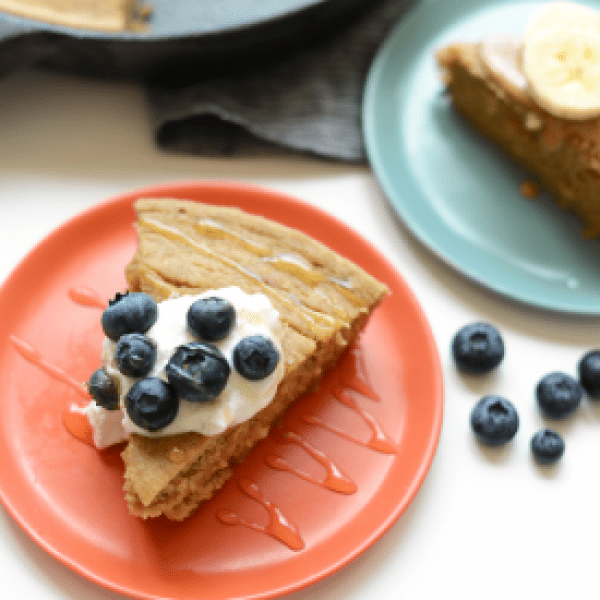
<box><xmin>341</xmin><ymin>345</ymin><xmax>380</xmax><ymax>401</ymax></box>
<box><xmin>9</xmin><ymin>335</ymin><xmax>90</xmax><ymax>399</ymax></box>
<box><xmin>9</xmin><ymin>335</ymin><xmax>94</xmax><ymax>445</ymax></box>
<box><xmin>139</xmin><ymin>216</ymin><xmax>340</xmax><ymax>336</ymax></box>
<box><xmin>301</xmin><ymin>346</ymin><xmax>397</xmax><ymax>454</ymax></box>
<box><xmin>196</xmin><ymin>219</ymin><xmax>271</xmax><ymax>257</ymax></box>
<box><xmin>197</xmin><ymin>220</ymin><xmax>362</xmax><ymax>305</ymax></box>
<box><xmin>68</xmin><ymin>286</ymin><xmax>107</xmax><ymax>309</ymax></box>
<box><xmin>303</xmin><ymin>384</ymin><xmax>398</xmax><ymax>455</ymax></box>
<box><xmin>217</xmin><ymin>478</ymin><xmax>305</xmax><ymax>551</ymax></box>
<box><xmin>62</xmin><ymin>406</ymin><xmax>95</xmax><ymax>446</ymax></box>
<box><xmin>266</xmin><ymin>431</ymin><xmax>356</xmax><ymax>494</ymax></box>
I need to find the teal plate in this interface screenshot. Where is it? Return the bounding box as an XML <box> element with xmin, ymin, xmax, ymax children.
<box><xmin>363</xmin><ymin>0</ymin><xmax>600</xmax><ymax>314</ymax></box>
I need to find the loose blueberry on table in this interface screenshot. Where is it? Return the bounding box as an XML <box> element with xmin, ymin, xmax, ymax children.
<box><xmin>470</xmin><ymin>395</ymin><xmax>519</xmax><ymax>446</ymax></box>
<box><xmin>536</xmin><ymin>372</ymin><xmax>583</xmax><ymax>419</ymax></box>
<box><xmin>452</xmin><ymin>322</ymin><xmax>505</xmax><ymax>374</ymax></box>
<box><xmin>578</xmin><ymin>349</ymin><xmax>600</xmax><ymax>398</ymax></box>
<box><xmin>530</xmin><ymin>429</ymin><xmax>565</xmax><ymax>465</ymax></box>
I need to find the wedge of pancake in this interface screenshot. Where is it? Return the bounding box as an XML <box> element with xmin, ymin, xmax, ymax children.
<box><xmin>0</xmin><ymin>0</ymin><xmax>149</xmax><ymax>31</ymax></box>
<box><xmin>121</xmin><ymin>197</ymin><xmax>388</xmax><ymax>520</ymax></box>
<box><xmin>436</xmin><ymin>40</ymin><xmax>600</xmax><ymax>236</ymax></box>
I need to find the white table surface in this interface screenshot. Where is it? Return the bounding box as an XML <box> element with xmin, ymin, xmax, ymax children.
<box><xmin>1</xmin><ymin>66</ymin><xmax>600</xmax><ymax>600</ymax></box>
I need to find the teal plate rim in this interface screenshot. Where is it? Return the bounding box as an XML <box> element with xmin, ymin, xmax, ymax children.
<box><xmin>362</xmin><ymin>0</ymin><xmax>600</xmax><ymax>315</ymax></box>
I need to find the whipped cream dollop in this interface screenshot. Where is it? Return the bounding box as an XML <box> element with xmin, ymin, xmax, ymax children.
<box><xmin>72</xmin><ymin>401</ymin><xmax>129</xmax><ymax>449</ymax></box>
<box><xmin>87</xmin><ymin>286</ymin><xmax>284</xmax><ymax>447</ymax></box>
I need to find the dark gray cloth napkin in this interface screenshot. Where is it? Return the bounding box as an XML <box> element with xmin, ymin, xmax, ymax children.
<box><xmin>147</xmin><ymin>0</ymin><xmax>417</xmax><ymax>163</ymax></box>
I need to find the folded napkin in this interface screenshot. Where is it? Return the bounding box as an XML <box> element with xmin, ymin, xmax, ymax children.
<box><xmin>147</xmin><ymin>0</ymin><xmax>417</xmax><ymax>163</ymax></box>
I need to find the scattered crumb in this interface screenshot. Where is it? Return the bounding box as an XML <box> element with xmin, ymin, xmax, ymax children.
<box><xmin>519</xmin><ymin>180</ymin><xmax>539</xmax><ymax>200</ymax></box>
<box><xmin>580</xmin><ymin>224</ymin><xmax>600</xmax><ymax>239</ymax></box>
<box><xmin>168</xmin><ymin>446</ymin><xmax>187</xmax><ymax>464</ymax></box>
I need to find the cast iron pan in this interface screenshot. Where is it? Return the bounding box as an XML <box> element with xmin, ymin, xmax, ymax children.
<box><xmin>0</xmin><ymin>0</ymin><xmax>375</xmax><ymax>83</ymax></box>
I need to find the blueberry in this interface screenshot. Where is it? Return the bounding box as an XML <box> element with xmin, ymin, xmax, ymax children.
<box><xmin>536</xmin><ymin>371</ymin><xmax>583</xmax><ymax>419</ymax></box>
<box><xmin>115</xmin><ymin>333</ymin><xmax>157</xmax><ymax>377</ymax></box>
<box><xmin>578</xmin><ymin>349</ymin><xmax>600</xmax><ymax>398</ymax></box>
<box><xmin>88</xmin><ymin>368</ymin><xmax>119</xmax><ymax>410</ymax></box>
<box><xmin>470</xmin><ymin>395</ymin><xmax>519</xmax><ymax>446</ymax></box>
<box><xmin>187</xmin><ymin>296</ymin><xmax>236</xmax><ymax>342</ymax></box>
<box><xmin>101</xmin><ymin>292</ymin><xmax>158</xmax><ymax>341</ymax></box>
<box><xmin>125</xmin><ymin>377</ymin><xmax>179</xmax><ymax>432</ymax></box>
<box><xmin>166</xmin><ymin>343</ymin><xmax>230</xmax><ymax>402</ymax></box>
<box><xmin>233</xmin><ymin>335</ymin><xmax>280</xmax><ymax>381</ymax></box>
<box><xmin>452</xmin><ymin>322</ymin><xmax>505</xmax><ymax>374</ymax></box>
<box><xmin>531</xmin><ymin>429</ymin><xmax>565</xmax><ymax>465</ymax></box>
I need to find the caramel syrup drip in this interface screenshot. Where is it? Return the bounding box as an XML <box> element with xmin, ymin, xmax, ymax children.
<box><xmin>62</xmin><ymin>406</ymin><xmax>95</xmax><ymax>446</ymax></box>
<box><xmin>303</xmin><ymin>383</ymin><xmax>398</xmax><ymax>455</ymax></box>
<box><xmin>266</xmin><ymin>431</ymin><xmax>357</xmax><ymax>494</ymax></box>
<box><xmin>139</xmin><ymin>269</ymin><xmax>177</xmax><ymax>300</ymax></box>
<box><xmin>200</xmin><ymin>219</ymin><xmax>365</xmax><ymax>308</ymax></box>
<box><xmin>217</xmin><ymin>478</ymin><xmax>305</xmax><ymax>551</ymax></box>
<box><xmin>62</xmin><ymin>288</ymin><xmax>106</xmax><ymax>444</ymax></box>
<box><xmin>10</xmin><ymin>335</ymin><xmax>94</xmax><ymax>445</ymax></box>
<box><xmin>223</xmin><ymin>346</ymin><xmax>395</xmax><ymax>547</ymax></box>
<box><xmin>10</xmin><ymin>335</ymin><xmax>90</xmax><ymax>399</ymax></box>
<box><xmin>195</xmin><ymin>219</ymin><xmax>271</xmax><ymax>257</ymax></box>
<box><xmin>68</xmin><ymin>286</ymin><xmax>107</xmax><ymax>309</ymax></box>
<box><xmin>140</xmin><ymin>216</ymin><xmax>343</xmax><ymax>336</ymax></box>
<box><xmin>265</xmin><ymin>258</ymin><xmax>365</xmax><ymax>312</ymax></box>
<box><xmin>331</xmin><ymin>284</ymin><xmax>365</xmax><ymax>308</ymax></box>
<box><xmin>266</xmin><ymin>257</ymin><xmax>328</xmax><ymax>287</ymax></box>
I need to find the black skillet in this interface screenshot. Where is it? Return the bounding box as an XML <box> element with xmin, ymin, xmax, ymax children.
<box><xmin>0</xmin><ymin>0</ymin><xmax>375</xmax><ymax>84</ymax></box>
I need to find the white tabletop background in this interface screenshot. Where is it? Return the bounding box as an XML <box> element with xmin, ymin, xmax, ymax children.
<box><xmin>1</xmin><ymin>66</ymin><xmax>600</xmax><ymax>600</ymax></box>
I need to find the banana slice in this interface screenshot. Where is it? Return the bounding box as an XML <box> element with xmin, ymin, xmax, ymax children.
<box><xmin>522</xmin><ymin>25</ymin><xmax>600</xmax><ymax>119</ymax></box>
<box><xmin>525</xmin><ymin>2</ymin><xmax>600</xmax><ymax>39</ymax></box>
